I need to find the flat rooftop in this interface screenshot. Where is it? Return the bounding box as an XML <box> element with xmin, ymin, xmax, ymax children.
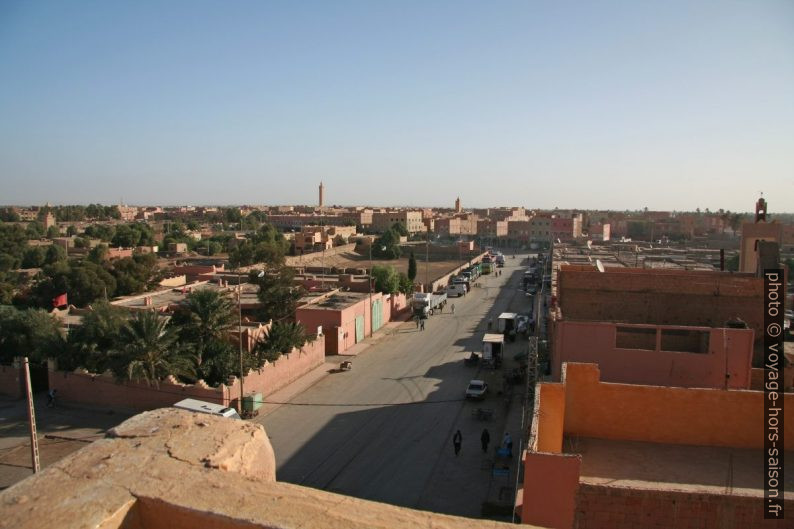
<box><xmin>112</xmin><ymin>281</ymin><xmax>260</xmax><ymax>310</ymax></box>
<box><xmin>566</xmin><ymin>436</ymin><xmax>794</xmax><ymax>500</ymax></box>
<box><xmin>299</xmin><ymin>291</ymin><xmax>369</xmax><ymax>310</ymax></box>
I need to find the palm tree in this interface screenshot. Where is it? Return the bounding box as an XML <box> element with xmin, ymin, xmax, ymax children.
<box><xmin>117</xmin><ymin>310</ymin><xmax>192</xmax><ymax>385</ymax></box>
<box><xmin>175</xmin><ymin>289</ymin><xmax>236</xmax><ymax>371</ymax></box>
<box><xmin>253</xmin><ymin>321</ymin><xmax>310</xmax><ymax>365</ymax></box>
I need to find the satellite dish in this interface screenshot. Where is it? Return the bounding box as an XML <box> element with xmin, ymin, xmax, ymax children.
<box><xmin>596</xmin><ymin>259</ymin><xmax>605</xmax><ymax>273</ymax></box>
<box><xmin>556</xmin><ymin>238</ymin><xmax>561</xmax><ymax>244</ymax></box>
<box><xmin>586</xmin><ymin>240</ymin><xmax>592</xmax><ymax>250</ymax></box>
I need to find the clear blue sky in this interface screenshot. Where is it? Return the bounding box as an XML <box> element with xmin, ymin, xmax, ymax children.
<box><xmin>1</xmin><ymin>1</ymin><xmax>792</xmax><ymax>211</ymax></box>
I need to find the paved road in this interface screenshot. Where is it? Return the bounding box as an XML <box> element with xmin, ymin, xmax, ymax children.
<box><xmin>258</xmin><ymin>254</ymin><xmax>534</xmax><ymax>517</ymax></box>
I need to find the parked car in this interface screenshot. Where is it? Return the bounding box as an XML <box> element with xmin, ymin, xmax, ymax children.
<box><xmin>465</xmin><ymin>379</ymin><xmax>488</xmax><ymax>400</ymax></box>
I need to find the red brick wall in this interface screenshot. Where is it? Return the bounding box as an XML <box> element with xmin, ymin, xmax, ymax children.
<box><xmin>558</xmin><ymin>267</ymin><xmax>764</xmax><ymax>357</ymax></box>
<box><xmin>575</xmin><ymin>483</ymin><xmax>793</xmax><ymax>529</ymax></box>
<box><xmin>0</xmin><ymin>364</ymin><xmax>22</xmax><ymax>398</ymax></box>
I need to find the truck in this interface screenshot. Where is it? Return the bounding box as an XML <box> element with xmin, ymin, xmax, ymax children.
<box><xmin>412</xmin><ymin>291</ymin><xmax>448</xmax><ymax>318</ymax></box>
<box><xmin>447</xmin><ymin>282</ymin><xmax>467</xmax><ymax>297</ymax></box>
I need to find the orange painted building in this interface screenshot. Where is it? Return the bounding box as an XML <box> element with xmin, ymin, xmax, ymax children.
<box><xmin>520</xmin><ymin>363</ymin><xmax>794</xmax><ymax>528</ymax></box>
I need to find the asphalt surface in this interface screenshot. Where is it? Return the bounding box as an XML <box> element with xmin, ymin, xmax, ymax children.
<box><xmin>258</xmin><ymin>254</ymin><xmax>535</xmax><ymax>518</ymax></box>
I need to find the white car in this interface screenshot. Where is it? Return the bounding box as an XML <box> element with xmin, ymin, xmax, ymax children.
<box><xmin>465</xmin><ymin>380</ymin><xmax>488</xmax><ymax>400</ymax></box>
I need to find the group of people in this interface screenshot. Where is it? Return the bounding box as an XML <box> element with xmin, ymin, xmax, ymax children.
<box><xmin>452</xmin><ymin>429</ymin><xmax>512</xmax><ymax>457</ymax></box>
<box><xmin>415</xmin><ymin>304</ymin><xmax>457</xmax><ymax>332</ymax></box>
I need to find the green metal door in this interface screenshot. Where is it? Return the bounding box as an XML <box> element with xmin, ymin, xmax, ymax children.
<box><xmin>372</xmin><ymin>299</ymin><xmax>383</xmax><ymax>333</ymax></box>
<box><xmin>355</xmin><ymin>315</ymin><xmax>365</xmax><ymax>343</ymax></box>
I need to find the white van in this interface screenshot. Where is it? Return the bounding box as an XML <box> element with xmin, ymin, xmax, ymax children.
<box><xmin>173</xmin><ymin>398</ymin><xmax>242</xmax><ymax>420</ymax></box>
<box><xmin>446</xmin><ymin>283</ymin><xmax>467</xmax><ymax>297</ymax></box>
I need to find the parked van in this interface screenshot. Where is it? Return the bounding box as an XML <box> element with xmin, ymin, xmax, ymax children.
<box><xmin>173</xmin><ymin>398</ymin><xmax>242</xmax><ymax>420</ymax></box>
<box><xmin>447</xmin><ymin>283</ymin><xmax>467</xmax><ymax>297</ymax></box>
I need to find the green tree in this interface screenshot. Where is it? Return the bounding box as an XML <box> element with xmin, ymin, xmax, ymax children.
<box><xmin>116</xmin><ymin>311</ymin><xmax>192</xmax><ymax>385</ymax></box>
<box><xmin>0</xmin><ymin>208</ymin><xmax>20</xmax><ymax>222</ymax></box>
<box><xmin>398</xmin><ymin>272</ymin><xmax>414</xmax><ymax>295</ymax></box>
<box><xmin>109</xmin><ymin>253</ymin><xmax>160</xmax><ymax>296</ymax></box>
<box><xmin>371</xmin><ymin>265</ymin><xmax>400</xmax><ymax>294</ymax></box>
<box><xmin>88</xmin><ymin>244</ymin><xmax>109</xmax><ymax>264</ymax></box>
<box><xmin>373</xmin><ymin>228</ymin><xmax>401</xmax><ymax>259</ymax></box>
<box><xmin>391</xmin><ymin>222</ymin><xmax>408</xmax><ymax>236</ymax></box>
<box><xmin>31</xmin><ymin>260</ymin><xmax>116</xmax><ymax>308</ymax></box>
<box><xmin>26</xmin><ymin>222</ymin><xmax>44</xmax><ymax>239</ymax></box>
<box><xmin>44</xmin><ymin>244</ymin><xmax>66</xmax><ymax>265</ymax></box>
<box><xmin>21</xmin><ymin>246</ymin><xmax>46</xmax><ymax>268</ymax></box>
<box><xmin>407</xmin><ymin>251</ymin><xmax>417</xmax><ymax>281</ymax></box>
<box><xmin>252</xmin><ymin>266</ymin><xmax>304</xmax><ymax>321</ymax></box>
<box><xmin>46</xmin><ymin>226</ymin><xmax>60</xmax><ymax>239</ymax></box>
<box><xmin>63</xmin><ymin>302</ymin><xmax>127</xmax><ymax>372</ymax></box>
<box><xmin>253</xmin><ymin>321</ymin><xmax>309</xmax><ymax>364</ymax></box>
<box><xmin>66</xmin><ymin>225</ymin><xmax>78</xmax><ymax>237</ymax></box>
<box><xmin>171</xmin><ymin>289</ymin><xmax>236</xmax><ymax>383</ymax></box>
<box><xmin>0</xmin><ymin>306</ymin><xmax>64</xmax><ymax>364</ymax></box>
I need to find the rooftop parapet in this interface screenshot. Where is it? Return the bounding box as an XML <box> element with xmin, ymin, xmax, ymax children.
<box><xmin>0</xmin><ymin>408</ymin><xmax>537</xmax><ymax>529</ymax></box>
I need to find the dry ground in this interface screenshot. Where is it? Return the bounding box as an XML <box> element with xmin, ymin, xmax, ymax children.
<box><xmin>291</xmin><ymin>250</ymin><xmax>468</xmax><ymax>283</ymax></box>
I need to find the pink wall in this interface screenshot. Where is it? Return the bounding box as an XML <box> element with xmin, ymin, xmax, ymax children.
<box><xmin>0</xmin><ymin>364</ymin><xmax>22</xmax><ymax>398</ymax></box>
<box><xmin>521</xmin><ymin>452</ymin><xmax>581</xmax><ymax>528</ymax></box>
<box><xmin>228</xmin><ymin>337</ymin><xmax>325</xmax><ymax>406</ymax></box>
<box><xmin>553</xmin><ymin>321</ymin><xmax>753</xmax><ymax>390</ymax></box>
<box><xmin>49</xmin><ymin>367</ymin><xmax>230</xmax><ymax>411</ymax></box>
<box><xmin>295</xmin><ymin>308</ymin><xmax>342</xmax><ymax>347</ymax></box>
<box><xmin>389</xmin><ymin>293</ymin><xmax>409</xmax><ymax>316</ymax></box>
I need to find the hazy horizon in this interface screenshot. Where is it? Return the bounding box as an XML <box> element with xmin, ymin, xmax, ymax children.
<box><xmin>1</xmin><ymin>1</ymin><xmax>792</xmax><ymax>210</ymax></box>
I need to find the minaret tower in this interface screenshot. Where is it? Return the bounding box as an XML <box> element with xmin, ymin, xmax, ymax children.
<box><xmin>319</xmin><ymin>181</ymin><xmax>325</xmax><ymax>210</ymax></box>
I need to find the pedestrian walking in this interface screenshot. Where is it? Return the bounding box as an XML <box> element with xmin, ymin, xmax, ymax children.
<box><xmin>47</xmin><ymin>388</ymin><xmax>57</xmax><ymax>408</ymax></box>
<box><xmin>415</xmin><ymin>316</ymin><xmax>420</xmax><ymax>329</ymax></box>
<box><xmin>503</xmin><ymin>432</ymin><xmax>513</xmax><ymax>457</ymax></box>
<box><xmin>439</xmin><ymin>304</ymin><xmax>443</xmax><ymax>314</ymax></box>
<box><xmin>451</xmin><ymin>304</ymin><xmax>455</xmax><ymax>315</ymax></box>
<box><xmin>481</xmin><ymin>428</ymin><xmax>490</xmax><ymax>453</ymax></box>
<box><xmin>420</xmin><ymin>319</ymin><xmax>425</xmax><ymax>331</ymax></box>
<box><xmin>453</xmin><ymin>430</ymin><xmax>462</xmax><ymax>456</ymax></box>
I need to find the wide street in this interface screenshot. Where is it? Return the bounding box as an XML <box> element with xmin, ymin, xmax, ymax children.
<box><xmin>257</xmin><ymin>254</ymin><xmax>535</xmax><ymax>518</ymax></box>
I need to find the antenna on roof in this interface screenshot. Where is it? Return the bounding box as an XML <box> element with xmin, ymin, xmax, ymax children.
<box><xmin>596</xmin><ymin>259</ymin><xmax>605</xmax><ymax>273</ymax></box>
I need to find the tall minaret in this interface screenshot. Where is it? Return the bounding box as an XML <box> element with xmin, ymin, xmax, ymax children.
<box><xmin>455</xmin><ymin>197</ymin><xmax>461</xmax><ymax>213</ymax></box>
<box><xmin>319</xmin><ymin>181</ymin><xmax>325</xmax><ymax>210</ymax></box>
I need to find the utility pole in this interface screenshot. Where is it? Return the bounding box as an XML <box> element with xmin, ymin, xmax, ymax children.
<box><xmin>23</xmin><ymin>357</ymin><xmax>40</xmax><ymax>474</ymax></box>
<box><xmin>425</xmin><ymin>227</ymin><xmax>429</xmax><ymax>292</ymax></box>
<box><xmin>237</xmin><ymin>271</ymin><xmax>245</xmax><ymax>416</ymax></box>
<box><xmin>369</xmin><ymin>243</ymin><xmax>373</xmax><ymax>337</ymax></box>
